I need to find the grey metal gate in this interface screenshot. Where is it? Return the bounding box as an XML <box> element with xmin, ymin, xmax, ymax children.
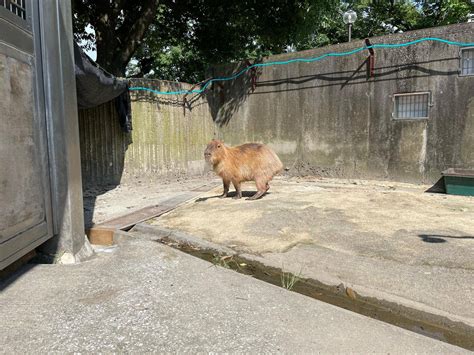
<box><xmin>0</xmin><ymin>0</ymin><xmax>54</xmax><ymax>268</ymax></box>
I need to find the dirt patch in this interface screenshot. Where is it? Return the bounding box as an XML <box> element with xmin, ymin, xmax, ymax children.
<box><xmin>152</xmin><ymin>188</ymin><xmax>317</xmax><ymax>254</ymax></box>
<box><xmin>152</xmin><ymin>177</ymin><xmax>474</xmax><ymax>268</ymax></box>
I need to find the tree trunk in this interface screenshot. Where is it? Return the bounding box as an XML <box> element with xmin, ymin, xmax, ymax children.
<box><xmin>93</xmin><ymin>0</ymin><xmax>159</xmax><ymax>77</ymax></box>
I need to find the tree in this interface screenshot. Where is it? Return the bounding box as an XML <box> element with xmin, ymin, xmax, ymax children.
<box><xmin>346</xmin><ymin>0</ymin><xmax>472</xmax><ymax>40</ymax></box>
<box><xmin>415</xmin><ymin>0</ymin><xmax>473</xmax><ymax>28</ymax></box>
<box><xmin>72</xmin><ymin>0</ymin><xmax>160</xmax><ymax>76</ymax></box>
<box><xmin>127</xmin><ymin>0</ymin><xmax>338</xmax><ymax>82</ymax></box>
<box><xmin>128</xmin><ymin>0</ymin><xmax>473</xmax><ymax>81</ymax></box>
<box><xmin>73</xmin><ymin>0</ymin><xmax>338</xmax><ymax>81</ymax></box>
<box><xmin>73</xmin><ymin>0</ymin><xmax>473</xmax><ymax>81</ymax></box>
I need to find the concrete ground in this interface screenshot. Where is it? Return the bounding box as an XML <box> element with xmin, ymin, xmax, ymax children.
<box><xmin>151</xmin><ymin>177</ymin><xmax>474</xmax><ymax>330</ymax></box>
<box><xmin>0</xmin><ymin>233</ymin><xmax>468</xmax><ymax>353</ymax></box>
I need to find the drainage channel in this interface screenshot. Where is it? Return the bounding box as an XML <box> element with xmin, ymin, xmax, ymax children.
<box><xmin>153</xmin><ymin>234</ymin><xmax>473</xmax><ymax>351</ymax></box>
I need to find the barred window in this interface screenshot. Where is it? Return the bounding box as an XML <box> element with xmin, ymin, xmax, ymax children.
<box><xmin>460</xmin><ymin>47</ymin><xmax>474</xmax><ymax>76</ymax></box>
<box><xmin>393</xmin><ymin>92</ymin><xmax>429</xmax><ymax>120</ymax></box>
<box><xmin>0</xmin><ymin>0</ymin><xmax>26</xmax><ymax>20</ymax></box>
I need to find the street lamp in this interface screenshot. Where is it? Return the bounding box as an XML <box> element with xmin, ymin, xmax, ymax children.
<box><xmin>343</xmin><ymin>10</ymin><xmax>357</xmax><ymax>42</ymax></box>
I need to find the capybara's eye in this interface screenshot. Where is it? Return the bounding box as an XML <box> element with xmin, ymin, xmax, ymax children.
<box><xmin>217</xmin><ymin>145</ymin><xmax>221</xmax><ymax>148</ymax></box>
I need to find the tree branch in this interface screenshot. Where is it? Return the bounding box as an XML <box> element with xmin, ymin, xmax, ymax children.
<box><xmin>120</xmin><ymin>0</ymin><xmax>160</xmax><ymax>69</ymax></box>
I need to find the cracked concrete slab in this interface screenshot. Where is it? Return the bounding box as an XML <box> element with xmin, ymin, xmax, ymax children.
<box><xmin>0</xmin><ymin>234</ymin><xmax>468</xmax><ymax>353</ymax></box>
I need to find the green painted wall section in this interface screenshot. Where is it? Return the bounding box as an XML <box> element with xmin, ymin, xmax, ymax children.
<box><xmin>126</xmin><ymin>81</ymin><xmax>216</xmax><ymax>177</ymax></box>
<box><xmin>79</xmin><ymin>81</ymin><xmax>216</xmax><ymax>186</ymax></box>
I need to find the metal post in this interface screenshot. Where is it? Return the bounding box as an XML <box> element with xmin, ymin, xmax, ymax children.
<box><xmin>365</xmin><ymin>38</ymin><xmax>375</xmax><ymax>78</ymax></box>
<box><xmin>35</xmin><ymin>0</ymin><xmax>93</xmax><ymax>263</ymax></box>
<box><xmin>343</xmin><ymin>9</ymin><xmax>357</xmax><ymax>43</ymax></box>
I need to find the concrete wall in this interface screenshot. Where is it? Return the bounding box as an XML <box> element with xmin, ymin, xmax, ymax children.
<box><xmin>79</xmin><ymin>23</ymin><xmax>474</xmax><ymax>185</ymax></box>
<box><xmin>79</xmin><ymin>101</ymin><xmax>129</xmax><ymax>186</ymax></box>
<box><xmin>209</xmin><ymin>23</ymin><xmax>474</xmax><ymax>183</ymax></box>
<box><xmin>79</xmin><ymin>80</ymin><xmax>215</xmax><ymax>186</ymax></box>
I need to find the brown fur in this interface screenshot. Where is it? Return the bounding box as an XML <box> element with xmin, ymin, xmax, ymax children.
<box><xmin>204</xmin><ymin>139</ymin><xmax>283</xmax><ymax>200</ymax></box>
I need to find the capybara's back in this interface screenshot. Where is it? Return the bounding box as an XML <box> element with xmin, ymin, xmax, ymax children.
<box><xmin>231</xmin><ymin>143</ymin><xmax>283</xmax><ymax>182</ymax></box>
<box><xmin>204</xmin><ymin>139</ymin><xmax>283</xmax><ymax>200</ymax></box>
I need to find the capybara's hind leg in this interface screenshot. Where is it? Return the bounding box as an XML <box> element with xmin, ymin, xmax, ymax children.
<box><xmin>247</xmin><ymin>179</ymin><xmax>267</xmax><ymax>200</ymax></box>
<box><xmin>232</xmin><ymin>181</ymin><xmax>242</xmax><ymax>199</ymax></box>
<box><xmin>220</xmin><ymin>179</ymin><xmax>230</xmax><ymax>198</ymax></box>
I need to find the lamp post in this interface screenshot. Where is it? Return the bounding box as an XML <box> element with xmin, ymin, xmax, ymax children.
<box><xmin>343</xmin><ymin>10</ymin><xmax>357</xmax><ymax>42</ymax></box>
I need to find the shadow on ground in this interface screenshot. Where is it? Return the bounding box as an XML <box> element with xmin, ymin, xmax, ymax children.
<box><xmin>195</xmin><ymin>190</ymin><xmax>273</xmax><ymax>202</ymax></box>
<box><xmin>418</xmin><ymin>234</ymin><xmax>474</xmax><ymax>243</ymax></box>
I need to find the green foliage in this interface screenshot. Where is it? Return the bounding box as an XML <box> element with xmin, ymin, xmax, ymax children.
<box><xmin>73</xmin><ymin>0</ymin><xmax>473</xmax><ymax>81</ymax></box>
<box><xmin>351</xmin><ymin>0</ymin><xmax>422</xmax><ymax>37</ymax></box>
<box><xmin>132</xmin><ymin>0</ymin><xmax>472</xmax><ymax>81</ymax></box>
<box><xmin>72</xmin><ymin>0</ymin><xmax>160</xmax><ymax>76</ymax></box>
<box><xmin>128</xmin><ymin>0</ymin><xmax>337</xmax><ymax>81</ymax></box>
<box><xmin>415</xmin><ymin>0</ymin><xmax>472</xmax><ymax>27</ymax></box>
<box><xmin>296</xmin><ymin>0</ymin><xmax>473</xmax><ymax>50</ymax></box>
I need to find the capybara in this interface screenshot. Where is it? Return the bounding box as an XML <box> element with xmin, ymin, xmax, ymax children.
<box><xmin>204</xmin><ymin>139</ymin><xmax>283</xmax><ymax>200</ymax></box>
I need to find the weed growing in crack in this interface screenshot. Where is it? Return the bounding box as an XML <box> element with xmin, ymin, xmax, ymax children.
<box><xmin>281</xmin><ymin>268</ymin><xmax>303</xmax><ymax>291</ymax></box>
<box><xmin>211</xmin><ymin>254</ymin><xmax>246</xmax><ymax>271</ymax></box>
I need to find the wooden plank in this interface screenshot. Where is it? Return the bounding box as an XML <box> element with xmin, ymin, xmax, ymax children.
<box><xmin>86</xmin><ymin>182</ymin><xmax>219</xmax><ymax>245</ymax></box>
<box><xmin>191</xmin><ymin>182</ymin><xmax>220</xmax><ymax>192</ymax></box>
<box><xmin>99</xmin><ymin>204</ymin><xmax>176</xmax><ymax>230</ymax></box>
<box><xmin>86</xmin><ymin>226</ymin><xmax>115</xmax><ymax>246</ymax></box>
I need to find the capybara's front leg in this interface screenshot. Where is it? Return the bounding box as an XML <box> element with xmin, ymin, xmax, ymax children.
<box><xmin>247</xmin><ymin>179</ymin><xmax>267</xmax><ymax>200</ymax></box>
<box><xmin>232</xmin><ymin>181</ymin><xmax>242</xmax><ymax>199</ymax></box>
<box><xmin>220</xmin><ymin>179</ymin><xmax>230</xmax><ymax>198</ymax></box>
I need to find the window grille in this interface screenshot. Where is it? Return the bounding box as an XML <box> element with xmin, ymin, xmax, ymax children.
<box><xmin>0</xmin><ymin>0</ymin><xmax>26</xmax><ymax>20</ymax></box>
<box><xmin>460</xmin><ymin>47</ymin><xmax>474</xmax><ymax>76</ymax></box>
<box><xmin>393</xmin><ymin>92</ymin><xmax>430</xmax><ymax>120</ymax></box>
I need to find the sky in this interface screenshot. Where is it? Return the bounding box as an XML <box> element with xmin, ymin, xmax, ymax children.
<box><xmin>81</xmin><ymin>24</ymin><xmax>97</xmax><ymax>61</ymax></box>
